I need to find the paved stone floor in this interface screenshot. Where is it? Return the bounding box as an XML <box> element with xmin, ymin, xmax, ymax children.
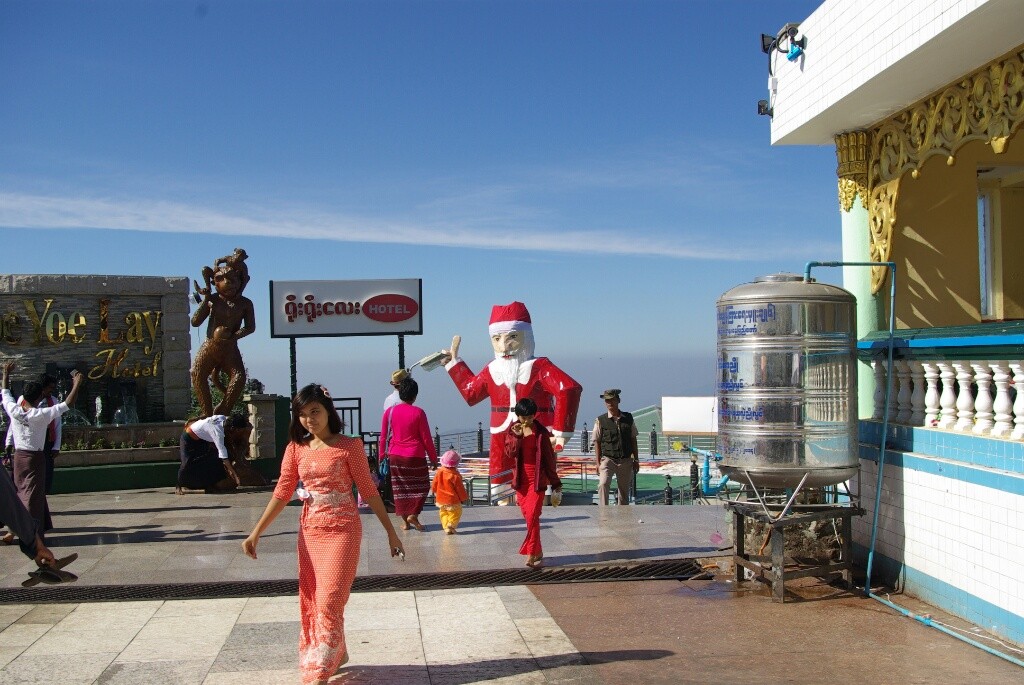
<box><xmin>0</xmin><ymin>488</ymin><xmax>1021</xmax><ymax>683</ymax></box>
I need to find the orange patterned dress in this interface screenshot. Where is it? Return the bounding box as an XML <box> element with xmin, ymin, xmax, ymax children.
<box><xmin>272</xmin><ymin>436</ymin><xmax>379</xmax><ymax>684</ymax></box>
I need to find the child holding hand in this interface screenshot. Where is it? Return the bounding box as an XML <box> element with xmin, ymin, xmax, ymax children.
<box><xmin>431</xmin><ymin>449</ymin><xmax>468</xmax><ymax>534</ymax></box>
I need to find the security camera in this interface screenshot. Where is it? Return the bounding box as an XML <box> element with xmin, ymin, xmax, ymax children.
<box><xmin>780</xmin><ymin>22</ymin><xmax>806</xmax><ymax>50</ymax></box>
<box><xmin>757</xmin><ymin>100</ymin><xmax>773</xmax><ymax>117</ymax></box>
<box><xmin>780</xmin><ymin>22</ymin><xmax>800</xmax><ymax>40</ymax></box>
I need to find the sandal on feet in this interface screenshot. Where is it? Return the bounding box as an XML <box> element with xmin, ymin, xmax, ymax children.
<box><xmin>400</xmin><ymin>516</ymin><xmax>411</xmax><ymax>531</ymax></box>
<box><xmin>410</xmin><ymin>518</ymin><xmax>425</xmax><ymax>532</ymax></box>
<box><xmin>1</xmin><ymin>532</ymin><xmax>14</xmax><ymax>545</ymax></box>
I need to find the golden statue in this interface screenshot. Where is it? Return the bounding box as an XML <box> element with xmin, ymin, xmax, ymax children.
<box><xmin>191</xmin><ymin>248</ymin><xmax>256</xmax><ymax>418</ymax></box>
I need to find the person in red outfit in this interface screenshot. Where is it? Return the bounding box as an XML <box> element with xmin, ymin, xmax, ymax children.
<box><xmin>243</xmin><ymin>384</ymin><xmax>404</xmax><ymax>685</ymax></box>
<box><xmin>443</xmin><ymin>301</ymin><xmax>582</xmax><ymax>485</ymax></box>
<box><xmin>504</xmin><ymin>398</ymin><xmax>562</xmax><ymax>569</ymax></box>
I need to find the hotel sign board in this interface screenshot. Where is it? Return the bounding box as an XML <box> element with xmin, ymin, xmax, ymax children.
<box><xmin>269</xmin><ymin>279</ymin><xmax>423</xmax><ymax>338</ymax></box>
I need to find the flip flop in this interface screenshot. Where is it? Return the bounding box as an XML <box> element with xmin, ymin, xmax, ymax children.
<box><xmin>23</xmin><ymin>566</ymin><xmax>78</xmax><ymax>586</ymax></box>
<box><xmin>21</xmin><ymin>553</ymin><xmax>79</xmax><ymax>588</ymax></box>
<box><xmin>1</xmin><ymin>532</ymin><xmax>15</xmax><ymax>545</ymax></box>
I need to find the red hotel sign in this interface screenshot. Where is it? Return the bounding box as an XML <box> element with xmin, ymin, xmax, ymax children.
<box><xmin>270</xmin><ymin>279</ymin><xmax>422</xmax><ymax>338</ymax></box>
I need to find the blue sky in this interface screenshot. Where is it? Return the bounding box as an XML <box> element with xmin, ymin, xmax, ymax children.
<box><xmin>1</xmin><ymin>0</ymin><xmax>835</xmax><ymax>432</ymax></box>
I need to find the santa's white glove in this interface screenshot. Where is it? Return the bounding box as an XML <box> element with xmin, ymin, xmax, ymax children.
<box><xmin>443</xmin><ymin>335</ymin><xmax>461</xmax><ymax>364</ymax></box>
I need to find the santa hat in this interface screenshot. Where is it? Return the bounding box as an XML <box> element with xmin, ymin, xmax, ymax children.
<box><xmin>440</xmin><ymin>449</ymin><xmax>461</xmax><ymax>468</ymax></box>
<box><xmin>488</xmin><ymin>301</ymin><xmax>532</xmax><ymax>336</ymax></box>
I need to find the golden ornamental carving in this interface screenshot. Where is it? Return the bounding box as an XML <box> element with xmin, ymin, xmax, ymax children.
<box><xmin>835</xmin><ymin>131</ymin><xmax>869</xmax><ymax>211</ymax></box>
<box><xmin>868</xmin><ymin>179</ymin><xmax>899</xmax><ymax>293</ymax></box>
<box><xmin>869</xmin><ymin>49</ymin><xmax>1024</xmax><ymax>186</ymax></box>
<box><xmin>864</xmin><ymin>47</ymin><xmax>1024</xmax><ymax>293</ymax></box>
<box><xmin>837</xmin><ymin>178</ymin><xmax>860</xmax><ymax>212</ymax></box>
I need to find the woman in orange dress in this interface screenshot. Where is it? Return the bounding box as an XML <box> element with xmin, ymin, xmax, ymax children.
<box><xmin>243</xmin><ymin>384</ymin><xmax>404</xmax><ymax>685</ymax></box>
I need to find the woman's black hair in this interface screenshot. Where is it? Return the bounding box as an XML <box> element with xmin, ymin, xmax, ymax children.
<box><xmin>513</xmin><ymin>398</ymin><xmax>537</xmax><ymax>417</ymax></box>
<box><xmin>289</xmin><ymin>384</ymin><xmax>344</xmax><ymax>443</ymax></box>
<box><xmin>397</xmin><ymin>377</ymin><xmax>418</xmax><ymax>403</ymax></box>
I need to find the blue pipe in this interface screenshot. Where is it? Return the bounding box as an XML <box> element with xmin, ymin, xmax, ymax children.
<box><xmin>689</xmin><ymin>447</ymin><xmax>730</xmax><ymax>495</ymax></box>
<box><xmin>805</xmin><ymin>261</ymin><xmax>1024</xmax><ymax>669</ymax></box>
<box><xmin>869</xmin><ymin>592</ymin><xmax>1024</xmax><ymax>668</ymax></box>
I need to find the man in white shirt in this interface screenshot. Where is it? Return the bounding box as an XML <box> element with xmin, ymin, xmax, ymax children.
<box><xmin>5</xmin><ymin>373</ymin><xmax>62</xmax><ymax>494</ymax></box>
<box><xmin>176</xmin><ymin>414</ymin><xmax>250</xmax><ymax>494</ymax></box>
<box><xmin>2</xmin><ymin>362</ymin><xmax>84</xmax><ymax>535</ymax></box>
<box><xmin>382</xmin><ymin>368</ymin><xmax>409</xmax><ymax>412</ymax></box>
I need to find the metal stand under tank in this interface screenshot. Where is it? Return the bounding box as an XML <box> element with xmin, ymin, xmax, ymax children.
<box><xmin>727</xmin><ymin>500</ymin><xmax>865</xmax><ymax>602</ymax></box>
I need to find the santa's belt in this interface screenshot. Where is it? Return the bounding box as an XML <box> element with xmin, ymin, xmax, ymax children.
<box><xmin>492</xmin><ymin>406</ymin><xmax>552</xmax><ymax>413</ymax></box>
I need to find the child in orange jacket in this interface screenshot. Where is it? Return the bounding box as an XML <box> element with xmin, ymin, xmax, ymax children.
<box><xmin>431</xmin><ymin>449</ymin><xmax>468</xmax><ymax>534</ymax></box>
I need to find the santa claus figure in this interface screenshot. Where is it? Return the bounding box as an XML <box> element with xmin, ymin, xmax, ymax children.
<box><xmin>443</xmin><ymin>301</ymin><xmax>582</xmax><ymax>484</ymax></box>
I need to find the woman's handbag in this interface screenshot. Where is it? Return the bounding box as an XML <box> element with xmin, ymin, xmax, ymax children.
<box><xmin>379</xmin><ymin>407</ymin><xmax>393</xmax><ymax>479</ymax></box>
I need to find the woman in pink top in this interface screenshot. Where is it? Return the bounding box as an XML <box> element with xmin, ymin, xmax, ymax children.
<box><xmin>243</xmin><ymin>384</ymin><xmax>404</xmax><ymax>684</ymax></box>
<box><xmin>380</xmin><ymin>377</ymin><xmax>438</xmax><ymax>531</ymax></box>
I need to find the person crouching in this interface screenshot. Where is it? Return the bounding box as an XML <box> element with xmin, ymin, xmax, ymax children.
<box><xmin>431</xmin><ymin>449</ymin><xmax>468</xmax><ymax>534</ymax></box>
<box><xmin>177</xmin><ymin>414</ymin><xmax>250</xmax><ymax>494</ymax></box>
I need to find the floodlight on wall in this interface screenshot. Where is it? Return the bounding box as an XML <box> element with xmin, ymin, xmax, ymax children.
<box><xmin>761</xmin><ymin>33</ymin><xmax>776</xmax><ymax>54</ymax></box>
<box><xmin>757</xmin><ymin>100</ymin><xmax>773</xmax><ymax>117</ymax></box>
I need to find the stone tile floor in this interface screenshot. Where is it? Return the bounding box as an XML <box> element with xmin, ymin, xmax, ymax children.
<box><xmin>0</xmin><ymin>587</ymin><xmax>587</xmax><ymax>684</ymax></box>
<box><xmin>0</xmin><ymin>488</ymin><xmax>727</xmax><ymax>587</ymax></box>
<box><xmin>1</xmin><ymin>488</ymin><xmax>1021</xmax><ymax>683</ymax></box>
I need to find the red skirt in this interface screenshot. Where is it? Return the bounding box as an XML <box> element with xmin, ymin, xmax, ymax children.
<box><xmin>389</xmin><ymin>455</ymin><xmax>430</xmax><ymax>516</ymax></box>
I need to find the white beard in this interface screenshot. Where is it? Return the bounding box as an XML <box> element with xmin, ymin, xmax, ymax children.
<box><xmin>492</xmin><ymin>349</ymin><xmax>532</xmax><ymax>390</ymax></box>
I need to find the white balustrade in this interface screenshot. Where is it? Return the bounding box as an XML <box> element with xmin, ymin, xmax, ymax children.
<box><xmin>909</xmin><ymin>361</ymin><xmax>925</xmax><ymax>426</ymax></box>
<box><xmin>922</xmin><ymin>362</ymin><xmax>940</xmax><ymax>427</ymax></box>
<box><xmin>953</xmin><ymin>361</ymin><xmax>976</xmax><ymax>432</ymax></box>
<box><xmin>868</xmin><ymin>357</ymin><xmax>1023</xmax><ymax>442</ymax></box>
<box><xmin>1011</xmin><ymin>361</ymin><xmax>1024</xmax><ymax>441</ymax></box>
<box><xmin>971</xmin><ymin>361</ymin><xmax>994</xmax><ymax>435</ymax></box>
<box><xmin>896</xmin><ymin>360</ymin><xmax>913</xmax><ymax>424</ymax></box>
<box><xmin>872</xmin><ymin>359</ymin><xmax>887</xmax><ymax>421</ymax></box>
<box><xmin>938</xmin><ymin>362</ymin><xmax>957</xmax><ymax>430</ymax></box>
<box><xmin>889</xmin><ymin>360</ymin><xmax>902</xmax><ymax>423</ymax></box>
<box><xmin>990</xmin><ymin>362</ymin><xmax>1012</xmax><ymax>438</ymax></box>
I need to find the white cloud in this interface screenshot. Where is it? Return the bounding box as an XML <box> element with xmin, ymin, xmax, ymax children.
<box><xmin>0</xmin><ymin>191</ymin><xmax>835</xmax><ymax>261</ymax></box>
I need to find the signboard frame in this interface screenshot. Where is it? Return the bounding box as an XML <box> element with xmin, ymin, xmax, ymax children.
<box><xmin>269</xmin><ymin>278</ymin><xmax>423</xmax><ymax>339</ymax></box>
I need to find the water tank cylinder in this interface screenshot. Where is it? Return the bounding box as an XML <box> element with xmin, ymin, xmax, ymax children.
<box><xmin>716</xmin><ymin>273</ymin><xmax>858</xmax><ymax>489</ymax></box>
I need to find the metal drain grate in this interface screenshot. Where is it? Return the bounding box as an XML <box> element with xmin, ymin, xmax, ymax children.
<box><xmin>0</xmin><ymin>558</ymin><xmax>702</xmax><ymax>604</ymax></box>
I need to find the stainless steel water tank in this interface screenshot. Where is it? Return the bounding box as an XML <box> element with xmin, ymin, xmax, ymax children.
<box><xmin>716</xmin><ymin>273</ymin><xmax>858</xmax><ymax>489</ymax></box>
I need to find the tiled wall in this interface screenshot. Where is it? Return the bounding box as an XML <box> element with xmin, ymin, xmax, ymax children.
<box><xmin>853</xmin><ymin>436</ymin><xmax>1024</xmax><ymax>645</ymax></box>
<box><xmin>771</xmin><ymin>0</ymin><xmax>987</xmax><ymax>142</ymax></box>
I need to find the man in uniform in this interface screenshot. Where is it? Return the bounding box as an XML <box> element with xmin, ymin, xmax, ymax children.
<box><xmin>592</xmin><ymin>389</ymin><xmax>638</xmax><ymax>505</ymax></box>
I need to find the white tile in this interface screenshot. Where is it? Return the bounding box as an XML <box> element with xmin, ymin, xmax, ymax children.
<box><xmin>0</xmin><ymin>622</ymin><xmax>52</xmax><ymax>647</ymax></box>
<box><xmin>22</xmin><ymin>627</ymin><xmax>141</xmax><ymax>656</ymax></box>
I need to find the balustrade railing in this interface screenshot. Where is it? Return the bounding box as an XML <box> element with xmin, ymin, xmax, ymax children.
<box><xmin>858</xmin><ymin>322</ymin><xmax>1024</xmax><ymax>440</ymax></box>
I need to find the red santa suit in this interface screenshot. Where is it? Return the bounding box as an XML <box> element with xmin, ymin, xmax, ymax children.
<box><xmin>446</xmin><ymin>302</ymin><xmax>582</xmax><ymax>483</ymax></box>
